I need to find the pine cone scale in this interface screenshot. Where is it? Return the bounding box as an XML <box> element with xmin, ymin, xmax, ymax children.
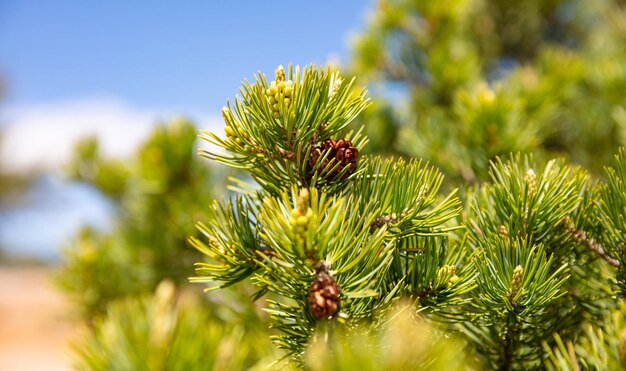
<box><xmin>308</xmin><ymin>271</ymin><xmax>341</xmax><ymax>319</ymax></box>
<box><xmin>308</xmin><ymin>137</ymin><xmax>358</xmax><ymax>180</ymax></box>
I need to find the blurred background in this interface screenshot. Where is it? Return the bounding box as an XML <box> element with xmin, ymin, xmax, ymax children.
<box><xmin>1</xmin><ymin>0</ymin><xmax>624</xmax><ymax>369</ymax></box>
<box><xmin>0</xmin><ymin>1</ymin><xmax>372</xmax><ymax>369</ymax></box>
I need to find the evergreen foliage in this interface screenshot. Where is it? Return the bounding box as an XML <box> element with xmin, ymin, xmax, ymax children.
<box><xmin>72</xmin><ymin>280</ymin><xmax>275</xmax><ymax>371</ymax></box>
<box><xmin>351</xmin><ymin>0</ymin><xmax>626</xmax><ymax>182</ymax></box>
<box><xmin>57</xmin><ymin>119</ymin><xmax>222</xmax><ymax>317</ymax></box>
<box><xmin>191</xmin><ymin>64</ymin><xmax>626</xmax><ymax>369</ymax></box>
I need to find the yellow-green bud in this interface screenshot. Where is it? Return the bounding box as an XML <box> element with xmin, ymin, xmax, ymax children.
<box><xmin>284</xmin><ymin>85</ymin><xmax>293</xmax><ymax>97</ymax></box>
<box><xmin>510</xmin><ymin>265</ymin><xmax>524</xmax><ymax>297</ymax></box>
<box><xmin>224</xmin><ymin>125</ymin><xmax>235</xmax><ymax>137</ymax></box>
<box><xmin>448</xmin><ymin>275</ymin><xmax>460</xmax><ymax>286</ymax></box>
<box><xmin>498</xmin><ymin>225</ymin><xmax>509</xmax><ymax>237</ymax></box>
<box><xmin>436</xmin><ymin>264</ymin><xmax>456</xmax><ymax>284</ymax></box>
<box><xmin>272</xmin><ymin>103</ymin><xmax>279</xmax><ymax>111</ymax></box>
<box><xmin>272</xmin><ymin>112</ymin><xmax>280</xmax><ymax>118</ymax></box>
<box><xmin>269</xmin><ymin>85</ymin><xmax>278</xmax><ymax>96</ymax></box>
<box><xmin>296</xmin><ymin>215</ymin><xmax>309</xmax><ymax>226</ymax></box>
<box><xmin>275</xmin><ymin>65</ymin><xmax>285</xmax><ymax>82</ymax></box>
<box><xmin>269</xmin><ymin>96</ymin><xmax>277</xmax><ymax>105</ymax></box>
<box><xmin>278</xmin><ymin>81</ymin><xmax>286</xmax><ymax>92</ymax></box>
<box><xmin>330</xmin><ymin>75</ymin><xmax>343</xmax><ymax>97</ymax></box>
<box><xmin>525</xmin><ymin>169</ymin><xmax>537</xmax><ymax>195</ymax></box>
<box><xmin>298</xmin><ymin>189</ymin><xmax>310</xmax><ymax>213</ymax></box>
<box><xmin>284</xmin><ymin>98</ymin><xmax>291</xmax><ymax>106</ymax></box>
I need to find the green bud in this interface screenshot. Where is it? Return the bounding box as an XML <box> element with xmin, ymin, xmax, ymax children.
<box><xmin>224</xmin><ymin>126</ymin><xmax>235</xmax><ymax>137</ymax></box>
<box><xmin>272</xmin><ymin>103</ymin><xmax>279</xmax><ymax>111</ymax></box>
<box><xmin>272</xmin><ymin>112</ymin><xmax>280</xmax><ymax>118</ymax></box>
<box><xmin>269</xmin><ymin>96</ymin><xmax>277</xmax><ymax>105</ymax></box>
<box><xmin>269</xmin><ymin>85</ymin><xmax>278</xmax><ymax>96</ymax></box>
<box><xmin>284</xmin><ymin>98</ymin><xmax>291</xmax><ymax>106</ymax></box>
<box><xmin>284</xmin><ymin>86</ymin><xmax>293</xmax><ymax>97</ymax></box>
<box><xmin>278</xmin><ymin>81</ymin><xmax>286</xmax><ymax>92</ymax></box>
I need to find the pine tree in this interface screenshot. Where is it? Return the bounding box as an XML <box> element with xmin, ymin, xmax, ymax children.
<box><xmin>59</xmin><ymin>1</ymin><xmax>626</xmax><ymax>362</ymax></box>
<box><xmin>186</xmin><ymin>64</ymin><xmax>626</xmax><ymax>369</ymax></box>
<box><xmin>350</xmin><ymin>0</ymin><xmax>626</xmax><ymax>183</ymax></box>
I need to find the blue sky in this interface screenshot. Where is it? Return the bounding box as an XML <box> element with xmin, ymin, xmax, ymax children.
<box><xmin>0</xmin><ymin>1</ymin><xmax>375</xmax><ymax>260</ymax></box>
<box><xmin>0</xmin><ymin>1</ymin><xmax>373</xmax><ymax>114</ymax></box>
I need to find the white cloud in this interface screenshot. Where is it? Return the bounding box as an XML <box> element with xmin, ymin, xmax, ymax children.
<box><xmin>0</xmin><ymin>97</ymin><xmax>222</xmax><ymax>173</ymax></box>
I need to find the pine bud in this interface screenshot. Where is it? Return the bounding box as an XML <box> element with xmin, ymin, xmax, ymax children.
<box><xmin>498</xmin><ymin>224</ymin><xmax>509</xmax><ymax>237</ymax></box>
<box><xmin>308</xmin><ymin>269</ymin><xmax>341</xmax><ymax>319</ymax></box>
<box><xmin>298</xmin><ymin>188</ymin><xmax>310</xmax><ymax>214</ymax></box>
<box><xmin>329</xmin><ymin>74</ymin><xmax>343</xmax><ymax>98</ymax></box>
<box><xmin>267</xmin><ymin>66</ymin><xmax>294</xmax><ymax>117</ymax></box>
<box><xmin>284</xmin><ymin>85</ymin><xmax>293</xmax><ymax>97</ymax></box>
<box><xmin>296</xmin><ymin>215</ymin><xmax>308</xmax><ymax>226</ymax></box>
<box><xmin>269</xmin><ymin>84</ymin><xmax>278</xmax><ymax>96</ymax></box>
<box><xmin>224</xmin><ymin>125</ymin><xmax>235</xmax><ymax>137</ymax></box>
<box><xmin>448</xmin><ymin>275</ymin><xmax>460</xmax><ymax>286</ymax></box>
<box><xmin>275</xmin><ymin>65</ymin><xmax>286</xmax><ymax>83</ymax></box>
<box><xmin>436</xmin><ymin>264</ymin><xmax>457</xmax><ymax>285</ymax></box>
<box><xmin>509</xmin><ymin>265</ymin><xmax>524</xmax><ymax>299</ymax></box>
<box><xmin>525</xmin><ymin>169</ymin><xmax>537</xmax><ymax>195</ymax></box>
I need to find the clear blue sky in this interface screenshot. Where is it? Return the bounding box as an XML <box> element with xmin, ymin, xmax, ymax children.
<box><xmin>0</xmin><ymin>1</ymin><xmax>373</xmax><ymax>114</ymax></box>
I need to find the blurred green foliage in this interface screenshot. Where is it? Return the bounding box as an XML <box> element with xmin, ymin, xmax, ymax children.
<box><xmin>57</xmin><ymin>118</ymin><xmax>223</xmax><ymax>317</ymax></box>
<box><xmin>306</xmin><ymin>303</ymin><xmax>475</xmax><ymax>370</ymax></box>
<box><xmin>351</xmin><ymin>0</ymin><xmax>626</xmax><ymax>183</ymax></box>
<box><xmin>72</xmin><ymin>280</ymin><xmax>275</xmax><ymax>371</ymax></box>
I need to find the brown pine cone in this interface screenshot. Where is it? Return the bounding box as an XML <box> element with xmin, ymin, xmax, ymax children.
<box><xmin>308</xmin><ymin>138</ymin><xmax>358</xmax><ymax>180</ymax></box>
<box><xmin>308</xmin><ymin>271</ymin><xmax>341</xmax><ymax>319</ymax></box>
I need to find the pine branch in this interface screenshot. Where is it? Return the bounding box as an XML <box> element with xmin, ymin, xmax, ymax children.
<box><xmin>562</xmin><ymin>216</ymin><xmax>620</xmax><ymax>268</ymax></box>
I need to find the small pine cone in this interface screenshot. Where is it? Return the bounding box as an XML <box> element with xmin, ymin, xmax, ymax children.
<box><xmin>308</xmin><ymin>138</ymin><xmax>358</xmax><ymax>179</ymax></box>
<box><xmin>308</xmin><ymin>271</ymin><xmax>341</xmax><ymax>319</ymax></box>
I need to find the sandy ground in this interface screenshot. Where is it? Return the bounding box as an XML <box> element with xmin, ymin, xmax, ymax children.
<box><xmin>0</xmin><ymin>266</ymin><xmax>76</xmax><ymax>371</ymax></box>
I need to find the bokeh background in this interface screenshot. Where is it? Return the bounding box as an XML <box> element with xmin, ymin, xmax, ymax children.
<box><xmin>0</xmin><ymin>1</ymin><xmax>372</xmax><ymax>369</ymax></box>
